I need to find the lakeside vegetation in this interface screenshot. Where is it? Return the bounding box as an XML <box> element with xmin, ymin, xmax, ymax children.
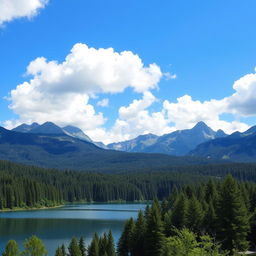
<box><xmin>2</xmin><ymin>159</ymin><xmax>256</xmax><ymax>211</ymax></box>
<box><xmin>2</xmin><ymin>173</ymin><xmax>256</xmax><ymax>255</ymax></box>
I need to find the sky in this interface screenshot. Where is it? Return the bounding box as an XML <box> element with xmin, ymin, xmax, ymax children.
<box><xmin>1</xmin><ymin>0</ymin><xmax>256</xmax><ymax>144</ymax></box>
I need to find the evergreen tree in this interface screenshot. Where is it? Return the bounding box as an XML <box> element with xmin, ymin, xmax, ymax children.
<box><xmin>171</xmin><ymin>193</ymin><xmax>188</xmax><ymax>229</ymax></box>
<box><xmin>106</xmin><ymin>231</ymin><xmax>116</xmax><ymax>256</ymax></box>
<box><xmin>216</xmin><ymin>175</ymin><xmax>250</xmax><ymax>254</ymax></box>
<box><xmin>145</xmin><ymin>200</ymin><xmax>165</xmax><ymax>256</ymax></box>
<box><xmin>79</xmin><ymin>237</ymin><xmax>86</xmax><ymax>256</ymax></box>
<box><xmin>168</xmin><ymin>185</ymin><xmax>178</xmax><ymax>207</ymax></box>
<box><xmin>203</xmin><ymin>200</ymin><xmax>217</xmax><ymax>235</ymax></box>
<box><xmin>163</xmin><ymin>210</ymin><xmax>172</xmax><ymax>237</ymax></box>
<box><xmin>186</xmin><ymin>196</ymin><xmax>204</xmax><ymax>232</ymax></box>
<box><xmin>117</xmin><ymin>218</ymin><xmax>135</xmax><ymax>256</ymax></box>
<box><xmin>55</xmin><ymin>247</ymin><xmax>64</xmax><ymax>256</ymax></box>
<box><xmin>161</xmin><ymin>199</ymin><xmax>169</xmax><ymax>218</ymax></box>
<box><xmin>2</xmin><ymin>240</ymin><xmax>19</xmax><ymax>256</ymax></box>
<box><xmin>61</xmin><ymin>245</ymin><xmax>66</xmax><ymax>256</ymax></box>
<box><xmin>22</xmin><ymin>235</ymin><xmax>47</xmax><ymax>256</ymax></box>
<box><xmin>68</xmin><ymin>237</ymin><xmax>82</xmax><ymax>256</ymax></box>
<box><xmin>99</xmin><ymin>233</ymin><xmax>108</xmax><ymax>256</ymax></box>
<box><xmin>132</xmin><ymin>210</ymin><xmax>146</xmax><ymax>256</ymax></box>
<box><xmin>88</xmin><ymin>233</ymin><xmax>99</xmax><ymax>256</ymax></box>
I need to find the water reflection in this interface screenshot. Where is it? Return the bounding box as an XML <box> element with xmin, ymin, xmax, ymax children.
<box><xmin>0</xmin><ymin>204</ymin><xmax>146</xmax><ymax>255</ymax></box>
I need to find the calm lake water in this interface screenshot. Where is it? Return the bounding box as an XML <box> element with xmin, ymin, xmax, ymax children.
<box><xmin>0</xmin><ymin>203</ymin><xmax>147</xmax><ymax>255</ymax></box>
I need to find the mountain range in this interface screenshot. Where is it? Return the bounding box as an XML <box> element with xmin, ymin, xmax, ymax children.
<box><xmin>0</xmin><ymin>122</ymin><xmax>218</xmax><ymax>171</ymax></box>
<box><xmin>108</xmin><ymin>122</ymin><xmax>227</xmax><ymax>155</ymax></box>
<box><xmin>1</xmin><ymin>121</ymin><xmax>255</xmax><ymax>170</ymax></box>
<box><xmin>190</xmin><ymin>125</ymin><xmax>256</xmax><ymax>162</ymax></box>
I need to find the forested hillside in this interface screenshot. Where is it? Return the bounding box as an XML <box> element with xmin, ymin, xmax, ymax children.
<box><xmin>0</xmin><ymin>160</ymin><xmax>207</xmax><ymax>210</ymax></box>
<box><xmin>2</xmin><ymin>160</ymin><xmax>256</xmax><ymax>211</ymax></box>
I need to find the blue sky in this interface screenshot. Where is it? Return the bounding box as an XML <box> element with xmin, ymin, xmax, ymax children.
<box><xmin>1</xmin><ymin>0</ymin><xmax>256</xmax><ymax>143</ymax></box>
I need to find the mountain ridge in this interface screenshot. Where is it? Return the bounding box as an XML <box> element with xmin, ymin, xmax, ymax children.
<box><xmin>108</xmin><ymin>122</ymin><xmax>227</xmax><ymax>155</ymax></box>
<box><xmin>190</xmin><ymin>125</ymin><xmax>256</xmax><ymax>162</ymax></box>
<box><xmin>0</xmin><ymin>125</ymin><xmax>221</xmax><ymax>171</ymax></box>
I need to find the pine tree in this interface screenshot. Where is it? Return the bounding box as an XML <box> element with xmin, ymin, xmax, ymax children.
<box><xmin>22</xmin><ymin>235</ymin><xmax>47</xmax><ymax>256</ymax></box>
<box><xmin>171</xmin><ymin>193</ymin><xmax>188</xmax><ymax>229</ymax></box>
<box><xmin>88</xmin><ymin>233</ymin><xmax>99</xmax><ymax>256</ymax></box>
<box><xmin>161</xmin><ymin>199</ymin><xmax>169</xmax><ymax>218</ymax></box>
<box><xmin>217</xmin><ymin>175</ymin><xmax>250</xmax><ymax>254</ymax></box>
<box><xmin>99</xmin><ymin>233</ymin><xmax>108</xmax><ymax>256</ymax></box>
<box><xmin>61</xmin><ymin>244</ymin><xmax>66</xmax><ymax>256</ymax></box>
<box><xmin>68</xmin><ymin>237</ymin><xmax>82</xmax><ymax>256</ymax></box>
<box><xmin>55</xmin><ymin>247</ymin><xmax>64</xmax><ymax>256</ymax></box>
<box><xmin>186</xmin><ymin>196</ymin><xmax>204</xmax><ymax>232</ymax></box>
<box><xmin>133</xmin><ymin>210</ymin><xmax>146</xmax><ymax>256</ymax></box>
<box><xmin>203</xmin><ymin>200</ymin><xmax>217</xmax><ymax>235</ymax></box>
<box><xmin>2</xmin><ymin>240</ymin><xmax>19</xmax><ymax>256</ymax></box>
<box><xmin>145</xmin><ymin>200</ymin><xmax>165</xmax><ymax>256</ymax></box>
<box><xmin>106</xmin><ymin>231</ymin><xmax>116</xmax><ymax>256</ymax></box>
<box><xmin>117</xmin><ymin>218</ymin><xmax>135</xmax><ymax>256</ymax></box>
<box><xmin>79</xmin><ymin>237</ymin><xmax>86</xmax><ymax>256</ymax></box>
<box><xmin>168</xmin><ymin>185</ymin><xmax>178</xmax><ymax>207</ymax></box>
<box><xmin>163</xmin><ymin>210</ymin><xmax>172</xmax><ymax>237</ymax></box>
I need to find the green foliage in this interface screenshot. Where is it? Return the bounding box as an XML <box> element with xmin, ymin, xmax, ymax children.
<box><xmin>145</xmin><ymin>200</ymin><xmax>165</xmax><ymax>256</ymax></box>
<box><xmin>68</xmin><ymin>237</ymin><xmax>82</xmax><ymax>256</ymax></box>
<box><xmin>0</xmin><ymin>160</ymin><xmax>209</xmax><ymax>210</ymax></box>
<box><xmin>2</xmin><ymin>240</ymin><xmax>19</xmax><ymax>256</ymax></box>
<box><xmin>79</xmin><ymin>237</ymin><xmax>86</xmax><ymax>256</ymax></box>
<box><xmin>106</xmin><ymin>231</ymin><xmax>116</xmax><ymax>256</ymax></box>
<box><xmin>117</xmin><ymin>218</ymin><xmax>135</xmax><ymax>256</ymax></box>
<box><xmin>55</xmin><ymin>247</ymin><xmax>65</xmax><ymax>256</ymax></box>
<box><xmin>171</xmin><ymin>193</ymin><xmax>188</xmax><ymax>229</ymax></box>
<box><xmin>22</xmin><ymin>235</ymin><xmax>47</xmax><ymax>256</ymax></box>
<box><xmin>163</xmin><ymin>228</ymin><xmax>226</xmax><ymax>256</ymax></box>
<box><xmin>132</xmin><ymin>210</ymin><xmax>146</xmax><ymax>256</ymax></box>
<box><xmin>216</xmin><ymin>175</ymin><xmax>250</xmax><ymax>253</ymax></box>
<box><xmin>186</xmin><ymin>196</ymin><xmax>204</xmax><ymax>232</ymax></box>
<box><xmin>88</xmin><ymin>233</ymin><xmax>99</xmax><ymax>256</ymax></box>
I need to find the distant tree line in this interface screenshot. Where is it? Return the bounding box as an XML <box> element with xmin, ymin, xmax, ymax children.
<box><xmin>0</xmin><ymin>160</ymin><xmax>206</xmax><ymax>209</ymax></box>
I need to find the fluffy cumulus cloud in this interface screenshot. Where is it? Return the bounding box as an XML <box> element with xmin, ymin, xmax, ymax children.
<box><xmin>5</xmin><ymin>44</ymin><xmax>163</xmax><ymax>141</ymax></box>
<box><xmin>224</xmin><ymin>71</ymin><xmax>256</xmax><ymax>116</ymax></box>
<box><xmin>86</xmin><ymin>92</ymin><xmax>174</xmax><ymax>144</ymax></box>
<box><xmin>0</xmin><ymin>0</ymin><xmax>48</xmax><ymax>25</ymax></box>
<box><xmin>24</xmin><ymin>43</ymin><xmax>162</xmax><ymax>95</ymax></box>
<box><xmin>163</xmin><ymin>95</ymin><xmax>249</xmax><ymax>134</ymax></box>
<box><xmin>114</xmin><ymin>92</ymin><xmax>172</xmax><ymax>138</ymax></box>
<box><xmin>5</xmin><ymin>41</ymin><xmax>256</xmax><ymax>143</ymax></box>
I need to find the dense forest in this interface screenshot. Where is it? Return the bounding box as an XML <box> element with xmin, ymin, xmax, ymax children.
<box><xmin>2</xmin><ymin>175</ymin><xmax>256</xmax><ymax>255</ymax></box>
<box><xmin>0</xmin><ymin>160</ymin><xmax>206</xmax><ymax>209</ymax></box>
<box><xmin>2</xmin><ymin>160</ymin><xmax>256</xmax><ymax>210</ymax></box>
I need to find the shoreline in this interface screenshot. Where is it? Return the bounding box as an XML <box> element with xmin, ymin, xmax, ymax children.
<box><xmin>0</xmin><ymin>200</ymin><xmax>150</xmax><ymax>213</ymax></box>
<box><xmin>0</xmin><ymin>204</ymin><xmax>64</xmax><ymax>213</ymax></box>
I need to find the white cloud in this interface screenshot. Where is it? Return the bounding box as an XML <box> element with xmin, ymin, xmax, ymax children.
<box><xmin>164</xmin><ymin>72</ymin><xmax>177</xmax><ymax>80</ymax></box>
<box><xmin>97</xmin><ymin>98</ymin><xmax>109</xmax><ymax>107</ymax></box>
<box><xmin>5</xmin><ymin>44</ymin><xmax>163</xmax><ymax>140</ymax></box>
<box><xmin>94</xmin><ymin>92</ymin><xmax>174</xmax><ymax>144</ymax></box>
<box><xmin>23</xmin><ymin>43</ymin><xmax>163</xmax><ymax>95</ymax></box>
<box><xmin>163</xmin><ymin>94</ymin><xmax>249</xmax><ymax>134</ymax></box>
<box><xmin>0</xmin><ymin>0</ymin><xmax>48</xmax><ymax>25</ymax></box>
<box><xmin>4</xmin><ymin>41</ymin><xmax>256</xmax><ymax>144</ymax></box>
<box><xmin>224</xmin><ymin>72</ymin><xmax>256</xmax><ymax>116</ymax></box>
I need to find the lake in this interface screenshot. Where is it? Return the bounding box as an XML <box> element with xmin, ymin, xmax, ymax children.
<box><xmin>0</xmin><ymin>203</ymin><xmax>147</xmax><ymax>255</ymax></box>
